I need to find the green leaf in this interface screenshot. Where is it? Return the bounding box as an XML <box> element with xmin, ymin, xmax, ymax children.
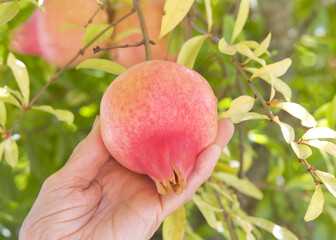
<box><xmin>304</xmin><ymin>184</ymin><xmax>324</xmax><ymax>222</ymax></box>
<box><xmin>315</xmin><ymin>170</ymin><xmax>336</xmax><ymax>198</ymax></box>
<box><xmin>303</xmin><ymin>140</ymin><xmax>336</xmax><ymax>158</ymax></box>
<box><xmin>0</xmin><ymin>0</ymin><xmax>19</xmax><ymax>27</ymax></box>
<box><xmin>204</xmin><ymin>0</ymin><xmax>212</xmax><ymax>32</ymax></box>
<box><xmin>0</xmin><ymin>101</ymin><xmax>6</xmax><ymax>129</ymax></box>
<box><xmin>7</xmin><ymin>53</ymin><xmax>30</xmax><ymax>106</ymax></box>
<box><xmin>33</xmin><ymin>105</ymin><xmax>74</xmax><ymax>125</ymax></box>
<box><xmin>230</xmin><ymin>112</ymin><xmax>269</xmax><ymax>124</ymax></box>
<box><xmin>251</xmin><ymin>58</ymin><xmax>292</xmax><ymax>80</ymax></box>
<box><xmin>162</xmin><ymin>206</ymin><xmax>186</xmax><ymax>240</ymax></box>
<box><xmin>218</xmin><ymin>38</ymin><xmax>236</xmax><ymax>55</ymax></box>
<box><xmin>83</xmin><ymin>24</ymin><xmax>114</xmax><ymax>47</ymax></box>
<box><xmin>0</xmin><ymin>87</ymin><xmax>21</xmax><ymax>107</ymax></box>
<box><xmin>0</xmin><ymin>140</ymin><xmax>5</xmax><ymax>162</ymax></box>
<box><xmin>245</xmin><ymin>217</ymin><xmax>298</xmax><ymax>240</ymax></box>
<box><xmin>275</xmin><ymin>102</ymin><xmax>317</xmax><ymax>128</ymax></box>
<box><xmin>291</xmin><ymin>142</ymin><xmax>312</xmax><ymax>159</ymax></box>
<box><xmin>77</xmin><ymin>59</ymin><xmax>126</xmax><ymax>75</ymax></box>
<box><xmin>159</xmin><ymin>0</ymin><xmax>195</xmax><ymax>38</ymax></box>
<box><xmin>302</xmin><ymin>127</ymin><xmax>336</xmax><ymax>140</ymax></box>
<box><xmin>5</xmin><ymin>138</ymin><xmax>19</xmax><ymax>167</ymax></box>
<box><xmin>222</xmin><ymin>95</ymin><xmax>255</xmax><ymax>119</ymax></box>
<box><xmin>192</xmin><ymin>195</ymin><xmax>219</xmax><ymax>229</ymax></box>
<box><xmin>177</xmin><ymin>35</ymin><xmax>207</xmax><ymax>69</ymax></box>
<box><xmin>231</xmin><ymin>0</ymin><xmax>249</xmax><ymax>43</ymax></box>
<box><xmin>213</xmin><ymin>172</ymin><xmax>263</xmax><ymax>200</ymax></box>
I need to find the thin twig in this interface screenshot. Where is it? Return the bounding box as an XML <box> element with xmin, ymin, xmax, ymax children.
<box><xmin>94</xmin><ymin>39</ymin><xmax>155</xmax><ymax>54</ymax></box>
<box><xmin>6</xmin><ymin>8</ymin><xmax>136</xmax><ymax>136</ymax></box>
<box><xmin>132</xmin><ymin>0</ymin><xmax>151</xmax><ymax>61</ymax></box>
<box><xmin>299</xmin><ymin>158</ymin><xmax>322</xmax><ymax>185</ymax></box>
<box><xmin>84</xmin><ymin>0</ymin><xmax>106</xmax><ymax>28</ymax></box>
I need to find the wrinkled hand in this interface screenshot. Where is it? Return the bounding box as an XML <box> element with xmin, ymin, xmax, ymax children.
<box><xmin>19</xmin><ymin>118</ymin><xmax>234</xmax><ymax>240</ymax></box>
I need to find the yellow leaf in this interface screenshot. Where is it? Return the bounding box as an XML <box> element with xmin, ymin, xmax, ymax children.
<box><xmin>222</xmin><ymin>95</ymin><xmax>255</xmax><ymax>119</ymax></box>
<box><xmin>302</xmin><ymin>127</ymin><xmax>336</xmax><ymax>140</ymax></box>
<box><xmin>273</xmin><ymin>116</ymin><xmax>295</xmax><ymax>143</ymax></box>
<box><xmin>251</xmin><ymin>58</ymin><xmax>292</xmax><ymax>80</ymax></box>
<box><xmin>253</xmin><ymin>32</ymin><xmax>272</xmax><ymax>57</ymax></box>
<box><xmin>33</xmin><ymin>105</ymin><xmax>74</xmax><ymax>125</ymax></box>
<box><xmin>5</xmin><ymin>138</ymin><xmax>18</xmax><ymax>167</ymax></box>
<box><xmin>162</xmin><ymin>206</ymin><xmax>186</xmax><ymax>240</ymax></box>
<box><xmin>275</xmin><ymin>102</ymin><xmax>317</xmax><ymax>128</ymax></box>
<box><xmin>159</xmin><ymin>0</ymin><xmax>195</xmax><ymax>38</ymax></box>
<box><xmin>204</xmin><ymin>0</ymin><xmax>212</xmax><ymax>33</ymax></box>
<box><xmin>235</xmin><ymin>43</ymin><xmax>265</xmax><ymax>65</ymax></box>
<box><xmin>304</xmin><ymin>184</ymin><xmax>324</xmax><ymax>222</ymax></box>
<box><xmin>230</xmin><ymin>112</ymin><xmax>269</xmax><ymax>124</ymax></box>
<box><xmin>7</xmin><ymin>53</ymin><xmax>30</xmax><ymax>106</ymax></box>
<box><xmin>177</xmin><ymin>35</ymin><xmax>208</xmax><ymax>69</ymax></box>
<box><xmin>303</xmin><ymin>140</ymin><xmax>336</xmax><ymax>158</ymax></box>
<box><xmin>0</xmin><ymin>140</ymin><xmax>5</xmax><ymax>163</ymax></box>
<box><xmin>231</xmin><ymin>0</ymin><xmax>250</xmax><ymax>43</ymax></box>
<box><xmin>235</xmin><ymin>217</ymin><xmax>255</xmax><ymax>240</ymax></box>
<box><xmin>0</xmin><ymin>87</ymin><xmax>21</xmax><ymax>107</ymax></box>
<box><xmin>77</xmin><ymin>59</ymin><xmax>126</xmax><ymax>75</ymax></box>
<box><xmin>291</xmin><ymin>142</ymin><xmax>312</xmax><ymax>159</ymax></box>
<box><xmin>0</xmin><ymin>102</ymin><xmax>6</xmax><ymax>128</ymax></box>
<box><xmin>218</xmin><ymin>38</ymin><xmax>236</xmax><ymax>55</ymax></box>
<box><xmin>239</xmin><ymin>40</ymin><xmax>259</xmax><ymax>49</ymax></box>
<box><xmin>315</xmin><ymin>170</ymin><xmax>336</xmax><ymax>198</ymax></box>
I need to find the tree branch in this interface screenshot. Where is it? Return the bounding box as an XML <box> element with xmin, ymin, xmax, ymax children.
<box><xmin>299</xmin><ymin>158</ymin><xmax>322</xmax><ymax>186</ymax></box>
<box><xmin>84</xmin><ymin>0</ymin><xmax>107</xmax><ymax>28</ymax></box>
<box><xmin>133</xmin><ymin>0</ymin><xmax>151</xmax><ymax>61</ymax></box>
<box><xmin>94</xmin><ymin>39</ymin><xmax>155</xmax><ymax>54</ymax></box>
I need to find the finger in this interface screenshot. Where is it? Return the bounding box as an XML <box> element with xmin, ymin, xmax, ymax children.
<box><xmin>162</xmin><ymin>119</ymin><xmax>234</xmax><ymax>216</ymax></box>
<box><xmin>59</xmin><ymin>117</ymin><xmax>111</xmax><ymax>187</ymax></box>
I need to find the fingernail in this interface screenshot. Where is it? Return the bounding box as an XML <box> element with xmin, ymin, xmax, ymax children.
<box><xmin>92</xmin><ymin>115</ymin><xmax>100</xmax><ymax>129</ymax></box>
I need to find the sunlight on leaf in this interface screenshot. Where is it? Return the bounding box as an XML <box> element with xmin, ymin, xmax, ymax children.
<box><xmin>204</xmin><ymin>0</ymin><xmax>212</xmax><ymax>33</ymax></box>
<box><xmin>230</xmin><ymin>112</ymin><xmax>269</xmax><ymax>124</ymax></box>
<box><xmin>177</xmin><ymin>35</ymin><xmax>208</xmax><ymax>69</ymax></box>
<box><xmin>231</xmin><ymin>0</ymin><xmax>250</xmax><ymax>43</ymax></box>
<box><xmin>253</xmin><ymin>32</ymin><xmax>272</xmax><ymax>57</ymax></box>
<box><xmin>315</xmin><ymin>170</ymin><xmax>336</xmax><ymax>198</ymax></box>
<box><xmin>7</xmin><ymin>53</ymin><xmax>30</xmax><ymax>106</ymax></box>
<box><xmin>222</xmin><ymin>95</ymin><xmax>255</xmax><ymax>119</ymax></box>
<box><xmin>304</xmin><ymin>184</ymin><xmax>324</xmax><ymax>222</ymax></box>
<box><xmin>302</xmin><ymin>127</ymin><xmax>336</xmax><ymax>140</ymax></box>
<box><xmin>162</xmin><ymin>206</ymin><xmax>186</xmax><ymax>240</ymax></box>
<box><xmin>235</xmin><ymin>43</ymin><xmax>265</xmax><ymax>65</ymax></box>
<box><xmin>239</xmin><ymin>40</ymin><xmax>259</xmax><ymax>49</ymax></box>
<box><xmin>251</xmin><ymin>58</ymin><xmax>292</xmax><ymax>80</ymax></box>
<box><xmin>5</xmin><ymin>138</ymin><xmax>18</xmax><ymax>167</ymax></box>
<box><xmin>159</xmin><ymin>0</ymin><xmax>195</xmax><ymax>38</ymax></box>
<box><xmin>218</xmin><ymin>38</ymin><xmax>236</xmax><ymax>55</ymax></box>
<box><xmin>275</xmin><ymin>102</ymin><xmax>317</xmax><ymax>127</ymax></box>
<box><xmin>77</xmin><ymin>59</ymin><xmax>126</xmax><ymax>75</ymax></box>
<box><xmin>273</xmin><ymin>116</ymin><xmax>295</xmax><ymax>143</ymax></box>
<box><xmin>0</xmin><ymin>102</ymin><xmax>6</xmax><ymax>129</ymax></box>
<box><xmin>83</xmin><ymin>24</ymin><xmax>114</xmax><ymax>47</ymax></box>
<box><xmin>0</xmin><ymin>0</ymin><xmax>19</xmax><ymax>27</ymax></box>
<box><xmin>291</xmin><ymin>142</ymin><xmax>312</xmax><ymax>159</ymax></box>
<box><xmin>0</xmin><ymin>87</ymin><xmax>21</xmax><ymax>107</ymax></box>
<box><xmin>303</xmin><ymin>140</ymin><xmax>336</xmax><ymax>158</ymax></box>
<box><xmin>33</xmin><ymin>105</ymin><xmax>74</xmax><ymax>125</ymax></box>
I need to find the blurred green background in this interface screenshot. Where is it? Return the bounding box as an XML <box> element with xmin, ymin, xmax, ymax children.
<box><xmin>1</xmin><ymin>0</ymin><xmax>336</xmax><ymax>239</ymax></box>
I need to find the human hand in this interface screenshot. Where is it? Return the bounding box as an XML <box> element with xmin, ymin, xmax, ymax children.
<box><xmin>19</xmin><ymin>118</ymin><xmax>234</xmax><ymax>240</ymax></box>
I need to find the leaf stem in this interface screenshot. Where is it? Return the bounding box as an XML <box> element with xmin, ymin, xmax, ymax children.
<box><xmin>299</xmin><ymin>158</ymin><xmax>321</xmax><ymax>185</ymax></box>
<box><xmin>133</xmin><ymin>0</ymin><xmax>151</xmax><ymax>61</ymax></box>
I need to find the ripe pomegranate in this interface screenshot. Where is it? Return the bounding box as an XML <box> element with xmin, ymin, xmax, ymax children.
<box><xmin>100</xmin><ymin>61</ymin><xmax>218</xmax><ymax>194</ymax></box>
<box><xmin>109</xmin><ymin>0</ymin><xmax>176</xmax><ymax>68</ymax></box>
<box><xmin>10</xmin><ymin>0</ymin><xmax>108</xmax><ymax>67</ymax></box>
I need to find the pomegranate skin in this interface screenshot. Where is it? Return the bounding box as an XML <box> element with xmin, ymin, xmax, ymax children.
<box><xmin>100</xmin><ymin>61</ymin><xmax>218</xmax><ymax>194</ymax></box>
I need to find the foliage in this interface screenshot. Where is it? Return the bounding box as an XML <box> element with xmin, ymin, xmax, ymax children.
<box><xmin>1</xmin><ymin>0</ymin><xmax>336</xmax><ymax>239</ymax></box>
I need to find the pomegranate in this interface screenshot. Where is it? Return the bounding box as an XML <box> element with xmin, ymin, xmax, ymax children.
<box><xmin>100</xmin><ymin>61</ymin><xmax>218</xmax><ymax>194</ymax></box>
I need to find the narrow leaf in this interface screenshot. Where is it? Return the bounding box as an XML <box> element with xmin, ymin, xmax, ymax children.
<box><xmin>235</xmin><ymin>43</ymin><xmax>265</xmax><ymax>65</ymax></box>
<box><xmin>0</xmin><ymin>102</ymin><xmax>6</xmax><ymax>128</ymax></box>
<box><xmin>7</xmin><ymin>53</ymin><xmax>30</xmax><ymax>106</ymax></box>
<box><xmin>302</xmin><ymin>127</ymin><xmax>336</xmax><ymax>140</ymax></box>
<box><xmin>204</xmin><ymin>0</ymin><xmax>212</xmax><ymax>32</ymax></box>
<box><xmin>253</xmin><ymin>32</ymin><xmax>272</xmax><ymax>57</ymax></box>
<box><xmin>218</xmin><ymin>38</ymin><xmax>236</xmax><ymax>55</ymax></box>
<box><xmin>303</xmin><ymin>140</ymin><xmax>336</xmax><ymax>158</ymax></box>
<box><xmin>222</xmin><ymin>95</ymin><xmax>255</xmax><ymax>118</ymax></box>
<box><xmin>192</xmin><ymin>195</ymin><xmax>218</xmax><ymax>229</ymax></box>
<box><xmin>245</xmin><ymin>217</ymin><xmax>298</xmax><ymax>240</ymax></box>
<box><xmin>239</xmin><ymin>40</ymin><xmax>259</xmax><ymax>49</ymax></box>
<box><xmin>162</xmin><ymin>206</ymin><xmax>186</xmax><ymax>240</ymax></box>
<box><xmin>275</xmin><ymin>102</ymin><xmax>317</xmax><ymax>127</ymax></box>
<box><xmin>315</xmin><ymin>170</ymin><xmax>336</xmax><ymax>198</ymax></box>
<box><xmin>177</xmin><ymin>35</ymin><xmax>207</xmax><ymax>69</ymax></box>
<box><xmin>273</xmin><ymin>116</ymin><xmax>295</xmax><ymax>143</ymax></box>
<box><xmin>0</xmin><ymin>87</ymin><xmax>21</xmax><ymax>107</ymax></box>
<box><xmin>77</xmin><ymin>59</ymin><xmax>126</xmax><ymax>75</ymax></box>
<box><xmin>231</xmin><ymin>0</ymin><xmax>250</xmax><ymax>43</ymax></box>
<box><xmin>213</xmin><ymin>172</ymin><xmax>263</xmax><ymax>200</ymax></box>
<box><xmin>304</xmin><ymin>184</ymin><xmax>324</xmax><ymax>222</ymax></box>
<box><xmin>33</xmin><ymin>105</ymin><xmax>74</xmax><ymax>125</ymax></box>
<box><xmin>230</xmin><ymin>112</ymin><xmax>269</xmax><ymax>124</ymax></box>
<box><xmin>159</xmin><ymin>0</ymin><xmax>195</xmax><ymax>38</ymax></box>
<box><xmin>5</xmin><ymin>138</ymin><xmax>18</xmax><ymax>167</ymax></box>
<box><xmin>291</xmin><ymin>142</ymin><xmax>312</xmax><ymax>159</ymax></box>
<box><xmin>251</xmin><ymin>58</ymin><xmax>292</xmax><ymax>80</ymax></box>
<box><xmin>83</xmin><ymin>24</ymin><xmax>114</xmax><ymax>47</ymax></box>
<box><xmin>0</xmin><ymin>0</ymin><xmax>19</xmax><ymax>27</ymax></box>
